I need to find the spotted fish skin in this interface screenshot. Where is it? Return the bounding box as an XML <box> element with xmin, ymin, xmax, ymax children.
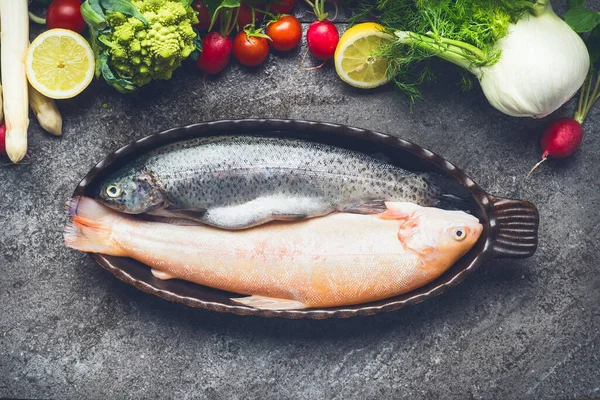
<box><xmin>95</xmin><ymin>135</ymin><xmax>467</xmax><ymax>229</ymax></box>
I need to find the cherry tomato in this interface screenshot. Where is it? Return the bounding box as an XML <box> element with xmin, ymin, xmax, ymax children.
<box><xmin>268</xmin><ymin>0</ymin><xmax>296</xmax><ymax>15</ymax></box>
<box><xmin>46</xmin><ymin>0</ymin><xmax>86</xmax><ymax>33</ymax></box>
<box><xmin>197</xmin><ymin>32</ymin><xmax>233</xmax><ymax>74</ymax></box>
<box><xmin>192</xmin><ymin>0</ymin><xmax>214</xmax><ymax>31</ymax></box>
<box><xmin>233</xmin><ymin>32</ymin><xmax>269</xmax><ymax>67</ymax></box>
<box><xmin>266</xmin><ymin>15</ymin><xmax>302</xmax><ymax>51</ymax></box>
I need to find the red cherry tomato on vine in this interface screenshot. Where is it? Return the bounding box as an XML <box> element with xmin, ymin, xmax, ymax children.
<box><xmin>266</xmin><ymin>15</ymin><xmax>302</xmax><ymax>51</ymax></box>
<box><xmin>233</xmin><ymin>32</ymin><xmax>269</xmax><ymax>67</ymax></box>
<box><xmin>46</xmin><ymin>0</ymin><xmax>86</xmax><ymax>33</ymax></box>
<box><xmin>197</xmin><ymin>32</ymin><xmax>233</xmax><ymax>74</ymax></box>
<box><xmin>268</xmin><ymin>0</ymin><xmax>296</xmax><ymax>15</ymax></box>
<box><xmin>192</xmin><ymin>0</ymin><xmax>214</xmax><ymax>31</ymax></box>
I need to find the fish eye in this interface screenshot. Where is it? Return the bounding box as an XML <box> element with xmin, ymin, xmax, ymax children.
<box><xmin>453</xmin><ymin>227</ymin><xmax>466</xmax><ymax>241</ymax></box>
<box><xmin>106</xmin><ymin>185</ymin><xmax>121</xmax><ymax>198</ymax></box>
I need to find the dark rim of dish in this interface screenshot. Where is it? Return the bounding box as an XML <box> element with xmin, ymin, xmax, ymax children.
<box><xmin>72</xmin><ymin>119</ymin><xmax>538</xmax><ymax>319</ymax></box>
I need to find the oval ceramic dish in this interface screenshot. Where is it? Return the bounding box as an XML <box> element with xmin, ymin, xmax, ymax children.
<box><xmin>72</xmin><ymin>119</ymin><xmax>539</xmax><ymax>319</ymax></box>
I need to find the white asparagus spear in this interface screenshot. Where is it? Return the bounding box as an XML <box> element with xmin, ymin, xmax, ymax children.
<box><xmin>0</xmin><ymin>0</ymin><xmax>29</xmax><ymax>162</ymax></box>
<box><xmin>0</xmin><ymin>83</ymin><xmax>3</xmax><ymax>122</ymax></box>
<box><xmin>29</xmin><ymin>83</ymin><xmax>62</xmax><ymax>136</ymax></box>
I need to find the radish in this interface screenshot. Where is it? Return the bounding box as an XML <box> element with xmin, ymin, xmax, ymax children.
<box><xmin>527</xmin><ymin>118</ymin><xmax>583</xmax><ymax>179</ymax></box>
<box><xmin>196</xmin><ymin>8</ymin><xmax>241</xmax><ymax>75</ymax></box>
<box><xmin>539</xmin><ymin>118</ymin><xmax>583</xmax><ymax>159</ymax></box>
<box><xmin>527</xmin><ymin>60</ymin><xmax>600</xmax><ymax>179</ymax></box>
<box><xmin>306</xmin><ymin>20</ymin><xmax>339</xmax><ymax>61</ymax></box>
<box><xmin>196</xmin><ymin>32</ymin><xmax>233</xmax><ymax>75</ymax></box>
<box><xmin>0</xmin><ymin>122</ymin><xmax>7</xmax><ymax>155</ymax></box>
<box><xmin>304</xmin><ymin>0</ymin><xmax>338</xmax><ymax>61</ymax></box>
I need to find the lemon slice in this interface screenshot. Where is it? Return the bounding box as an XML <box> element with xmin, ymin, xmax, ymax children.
<box><xmin>26</xmin><ymin>29</ymin><xmax>95</xmax><ymax>99</ymax></box>
<box><xmin>334</xmin><ymin>22</ymin><xmax>394</xmax><ymax>89</ymax></box>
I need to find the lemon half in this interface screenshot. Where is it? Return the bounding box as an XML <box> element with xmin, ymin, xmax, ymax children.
<box><xmin>334</xmin><ymin>22</ymin><xmax>394</xmax><ymax>89</ymax></box>
<box><xmin>26</xmin><ymin>29</ymin><xmax>95</xmax><ymax>99</ymax></box>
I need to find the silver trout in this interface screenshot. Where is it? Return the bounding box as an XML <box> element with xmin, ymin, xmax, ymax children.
<box><xmin>95</xmin><ymin>135</ymin><xmax>470</xmax><ymax>229</ymax></box>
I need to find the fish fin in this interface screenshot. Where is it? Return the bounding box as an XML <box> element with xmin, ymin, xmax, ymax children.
<box><xmin>378</xmin><ymin>202</ymin><xmax>422</xmax><ymax>220</ymax></box>
<box><xmin>138</xmin><ymin>214</ymin><xmax>205</xmax><ymax>226</ymax></box>
<box><xmin>151</xmin><ymin>269</ymin><xmax>175</xmax><ymax>280</ymax></box>
<box><xmin>159</xmin><ymin>208</ymin><xmax>207</xmax><ymax>223</ymax></box>
<box><xmin>200</xmin><ymin>197</ymin><xmax>334</xmax><ymax>230</ymax></box>
<box><xmin>270</xmin><ymin>212</ymin><xmax>308</xmax><ymax>221</ymax></box>
<box><xmin>425</xmin><ymin>173</ymin><xmax>474</xmax><ymax>211</ymax></box>
<box><xmin>342</xmin><ymin>200</ymin><xmax>387</xmax><ymax>214</ymax></box>
<box><xmin>231</xmin><ymin>295</ymin><xmax>308</xmax><ymax>310</ymax></box>
<box><xmin>64</xmin><ymin>197</ymin><xmax>127</xmax><ymax>257</ymax></box>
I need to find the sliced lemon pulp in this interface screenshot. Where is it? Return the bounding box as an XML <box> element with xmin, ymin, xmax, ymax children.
<box><xmin>26</xmin><ymin>29</ymin><xmax>95</xmax><ymax>99</ymax></box>
<box><xmin>334</xmin><ymin>23</ymin><xmax>394</xmax><ymax>89</ymax></box>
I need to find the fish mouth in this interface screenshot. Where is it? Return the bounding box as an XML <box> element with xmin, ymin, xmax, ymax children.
<box><xmin>470</xmin><ymin>223</ymin><xmax>484</xmax><ymax>239</ymax></box>
<box><xmin>93</xmin><ymin>194</ymin><xmax>129</xmax><ymax>213</ymax></box>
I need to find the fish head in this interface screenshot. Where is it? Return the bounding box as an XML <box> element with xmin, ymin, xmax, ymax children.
<box><xmin>96</xmin><ymin>171</ymin><xmax>168</xmax><ymax>214</ymax></box>
<box><xmin>382</xmin><ymin>202</ymin><xmax>483</xmax><ymax>263</ymax></box>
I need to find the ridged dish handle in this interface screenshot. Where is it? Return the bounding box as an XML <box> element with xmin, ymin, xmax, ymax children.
<box><xmin>486</xmin><ymin>196</ymin><xmax>539</xmax><ymax>259</ymax></box>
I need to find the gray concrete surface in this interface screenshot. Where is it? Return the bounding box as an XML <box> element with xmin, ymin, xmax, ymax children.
<box><xmin>1</xmin><ymin>2</ymin><xmax>599</xmax><ymax>399</ymax></box>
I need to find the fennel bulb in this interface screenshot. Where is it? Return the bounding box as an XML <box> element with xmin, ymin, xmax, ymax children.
<box><xmin>476</xmin><ymin>2</ymin><xmax>590</xmax><ymax>118</ymax></box>
<box><xmin>362</xmin><ymin>0</ymin><xmax>590</xmax><ymax>118</ymax></box>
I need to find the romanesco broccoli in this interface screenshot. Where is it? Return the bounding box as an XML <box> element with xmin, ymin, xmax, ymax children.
<box><xmin>82</xmin><ymin>0</ymin><xmax>199</xmax><ymax>92</ymax></box>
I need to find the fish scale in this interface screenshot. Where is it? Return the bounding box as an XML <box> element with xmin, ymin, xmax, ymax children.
<box><xmin>96</xmin><ymin>135</ymin><xmax>468</xmax><ymax>229</ymax></box>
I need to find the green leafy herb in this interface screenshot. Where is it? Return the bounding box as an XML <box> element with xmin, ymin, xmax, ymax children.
<box><xmin>587</xmin><ymin>26</ymin><xmax>600</xmax><ymax>64</ymax></box>
<box><xmin>565</xmin><ymin>7</ymin><xmax>600</xmax><ymax>33</ymax></box>
<box><xmin>99</xmin><ymin>53</ymin><xmax>137</xmax><ymax>94</ymax></box>
<box><xmin>352</xmin><ymin>0</ymin><xmax>535</xmax><ymax>100</ymax></box>
<box><xmin>190</xmin><ymin>29</ymin><xmax>203</xmax><ymax>61</ymax></box>
<box><xmin>99</xmin><ymin>0</ymin><xmax>149</xmax><ymax>25</ymax></box>
<box><xmin>567</xmin><ymin>0</ymin><xmax>586</xmax><ymax>9</ymax></box>
<box><xmin>570</xmin><ymin>5</ymin><xmax>600</xmax><ymax>125</ymax></box>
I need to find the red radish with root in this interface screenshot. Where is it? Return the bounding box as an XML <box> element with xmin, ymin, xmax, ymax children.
<box><xmin>197</xmin><ymin>32</ymin><xmax>233</xmax><ymax>74</ymax></box>
<box><xmin>527</xmin><ymin>64</ymin><xmax>599</xmax><ymax>180</ymax></box>
<box><xmin>526</xmin><ymin>118</ymin><xmax>583</xmax><ymax>179</ymax></box>
<box><xmin>0</xmin><ymin>122</ymin><xmax>6</xmax><ymax>155</ymax></box>
<box><xmin>307</xmin><ymin>19</ymin><xmax>338</xmax><ymax>60</ymax></box>
<box><xmin>303</xmin><ymin>0</ymin><xmax>339</xmax><ymax>66</ymax></box>
<box><xmin>196</xmin><ymin>8</ymin><xmax>240</xmax><ymax>75</ymax></box>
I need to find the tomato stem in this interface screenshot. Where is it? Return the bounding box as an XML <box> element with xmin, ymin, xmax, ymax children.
<box><xmin>243</xmin><ymin>7</ymin><xmax>270</xmax><ymax>39</ymax></box>
<box><xmin>256</xmin><ymin>6</ymin><xmax>276</xmax><ymax>20</ymax></box>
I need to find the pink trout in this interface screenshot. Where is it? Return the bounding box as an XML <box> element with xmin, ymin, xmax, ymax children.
<box><xmin>64</xmin><ymin>197</ymin><xmax>482</xmax><ymax>310</ymax></box>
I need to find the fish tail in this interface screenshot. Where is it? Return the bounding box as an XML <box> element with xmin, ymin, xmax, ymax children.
<box><xmin>64</xmin><ymin>197</ymin><xmax>127</xmax><ymax>257</ymax></box>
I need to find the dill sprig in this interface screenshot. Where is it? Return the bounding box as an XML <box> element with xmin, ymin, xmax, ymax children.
<box><xmin>347</xmin><ymin>0</ymin><xmax>536</xmax><ymax>101</ymax></box>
